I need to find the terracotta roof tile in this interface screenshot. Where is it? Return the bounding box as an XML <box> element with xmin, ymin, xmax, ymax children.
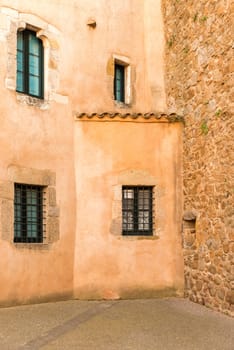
<box><xmin>74</xmin><ymin>112</ymin><xmax>184</xmax><ymax>123</ymax></box>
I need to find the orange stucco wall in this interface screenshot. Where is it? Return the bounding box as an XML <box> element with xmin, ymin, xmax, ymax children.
<box><xmin>0</xmin><ymin>109</ymin><xmax>76</xmax><ymax>306</ymax></box>
<box><xmin>73</xmin><ymin>119</ymin><xmax>184</xmax><ymax>299</ymax></box>
<box><xmin>0</xmin><ymin>0</ymin><xmax>183</xmax><ymax>306</ymax></box>
<box><xmin>0</xmin><ymin>0</ymin><xmax>76</xmax><ymax>306</ymax></box>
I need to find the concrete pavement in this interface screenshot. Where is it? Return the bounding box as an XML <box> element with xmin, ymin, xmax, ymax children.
<box><xmin>0</xmin><ymin>298</ymin><xmax>233</xmax><ymax>350</ymax></box>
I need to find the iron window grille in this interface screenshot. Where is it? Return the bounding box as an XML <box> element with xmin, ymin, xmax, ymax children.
<box><xmin>122</xmin><ymin>186</ymin><xmax>153</xmax><ymax>236</ymax></box>
<box><xmin>114</xmin><ymin>63</ymin><xmax>125</xmax><ymax>102</ymax></box>
<box><xmin>14</xmin><ymin>184</ymin><xmax>45</xmax><ymax>243</ymax></box>
<box><xmin>16</xmin><ymin>29</ymin><xmax>44</xmax><ymax>99</ymax></box>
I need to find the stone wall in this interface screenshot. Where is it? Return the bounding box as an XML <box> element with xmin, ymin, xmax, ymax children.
<box><xmin>162</xmin><ymin>0</ymin><xmax>233</xmax><ymax>316</ymax></box>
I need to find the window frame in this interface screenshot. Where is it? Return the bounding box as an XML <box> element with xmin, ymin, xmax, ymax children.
<box><xmin>122</xmin><ymin>186</ymin><xmax>153</xmax><ymax>236</ymax></box>
<box><xmin>113</xmin><ymin>55</ymin><xmax>131</xmax><ymax>105</ymax></box>
<box><xmin>16</xmin><ymin>29</ymin><xmax>44</xmax><ymax>99</ymax></box>
<box><xmin>14</xmin><ymin>183</ymin><xmax>44</xmax><ymax>243</ymax></box>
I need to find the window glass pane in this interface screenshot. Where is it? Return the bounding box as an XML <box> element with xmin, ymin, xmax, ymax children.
<box><xmin>29</xmin><ymin>55</ymin><xmax>40</xmax><ymax>76</ymax></box>
<box><xmin>116</xmin><ymin>84</ymin><xmax>121</xmax><ymax>101</ymax></box>
<box><xmin>17</xmin><ymin>31</ymin><xmax>23</xmax><ymax>50</ymax></box>
<box><xmin>123</xmin><ymin>189</ymin><xmax>134</xmax><ymax>199</ymax></box>
<box><xmin>14</xmin><ymin>194</ymin><xmax>22</xmax><ymax>239</ymax></box>
<box><xmin>123</xmin><ymin>212</ymin><xmax>134</xmax><ymax>231</ymax></box>
<box><xmin>16</xmin><ymin>72</ymin><xmax>24</xmax><ymax>92</ymax></box>
<box><xmin>138</xmin><ymin>211</ymin><xmax>149</xmax><ymax>230</ymax></box>
<box><xmin>14</xmin><ymin>204</ymin><xmax>21</xmax><ymax>219</ymax></box>
<box><xmin>115</xmin><ymin>64</ymin><xmax>124</xmax><ymax>102</ymax></box>
<box><xmin>16</xmin><ymin>48</ymin><xmax>24</xmax><ymax>92</ymax></box>
<box><xmin>15</xmin><ymin>223</ymin><xmax>21</xmax><ymax>237</ymax></box>
<box><xmin>123</xmin><ymin>199</ymin><xmax>134</xmax><ymax>210</ymax></box>
<box><xmin>31</xmin><ymin>208</ymin><xmax>37</xmax><ymax>220</ymax></box>
<box><xmin>27</xmin><ymin>207</ymin><xmax>37</xmax><ymax>221</ymax></box>
<box><xmin>29</xmin><ymin>34</ymin><xmax>40</xmax><ymax>55</ymax></box>
<box><xmin>17</xmin><ymin>51</ymin><xmax>24</xmax><ymax>72</ymax></box>
<box><xmin>27</xmin><ymin>223</ymin><xmax>37</xmax><ymax>238</ymax></box>
<box><xmin>27</xmin><ymin>189</ymin><xmax>37</xmax><ymax>205</ymax></box>
<box><xmin>138</xmin><ymin>190</ymin><xmax>150</xmax><ymax>210</ymax></box>
<box><xmin>15</xmin><ymin>188</ymin><xmax>21</xmax><ymax>203</ymax></box>
<box><xmin>17</xmin><ymin>32</ymin><xmax>24</xmax><ymax>92</ymax></box>
<box><xmin>116</xmin><ymin>79</ymin><xmax>123</xmax><ymax>100</ymax></box>
<box><xmin>29</xmin><ymin>75</ymin><xmax>40</xmax><ymax>96</ymax></box>
<box><xmin>116</xmin><ymin>68</ymin><xmax>122</xmax><ymax>79</ymax></box>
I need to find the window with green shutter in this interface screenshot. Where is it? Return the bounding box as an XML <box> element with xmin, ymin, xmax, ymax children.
<box><xmin>17</xmin><ymin>30</ymin><xmax>44</xmax><ymax>99</ymax></box>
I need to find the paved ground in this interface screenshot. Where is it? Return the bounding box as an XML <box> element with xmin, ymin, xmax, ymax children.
<box><xmin>0</xmin><ymin>298</ymin><xmax>233</xmax><ymax>350</ymax></box>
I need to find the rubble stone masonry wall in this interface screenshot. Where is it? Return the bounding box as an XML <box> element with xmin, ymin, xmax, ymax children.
<box><xmin>162</xmin><ymin>0</ymin><xmax>233</xmax><ymax>316</ymax></box>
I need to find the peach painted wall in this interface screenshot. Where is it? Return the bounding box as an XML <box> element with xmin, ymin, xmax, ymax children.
<box><xmin>0</xmin><ymin>0</ymin><xmax>165</xmax><ymax>113</ymax></box>
<box><xmin>73</xmin><ymin>119</ymin><xmax>184</xmax><ymax>299</ymax></box>
<box><xmin>0</xmin><ymin>0</ymin><xmax>182</xmax><ymax>305</ymax></box>
<box><xmin>0</xmin><ymin>0</ymin><xmax>77</xmax><ymax>306</ymax></box>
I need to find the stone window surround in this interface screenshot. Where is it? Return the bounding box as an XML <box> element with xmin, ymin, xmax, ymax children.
<box><xmin>110</xmin><ymin>170</ymin><xmax>164</xmax><ymax>240</ymax></box>
<box><xmin>113</xmin><ymin>54</ymin><xmax>131</xmax><ymax>106</ymax></box>
<box><xmin>1</xmin><ymin>6</ymin><xmax>68</xmax><ymax>109</ymax></box>
<box><xmin>0</xmin><ymin>165</ymin><xmax>59</xmax><ymax>249</ymax></box>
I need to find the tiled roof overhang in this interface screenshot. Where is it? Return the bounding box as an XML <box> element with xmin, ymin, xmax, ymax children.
<box><xmin>74</xmin><ymin>112</ymin><xmax>184</xmax><ymax>123</ymax></box>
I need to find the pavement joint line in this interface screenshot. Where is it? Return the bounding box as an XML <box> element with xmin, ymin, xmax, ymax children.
<box><xmin>18</xmin><ymin>301</ymin><xmax>118</xmax><ymax>350</ymax></box>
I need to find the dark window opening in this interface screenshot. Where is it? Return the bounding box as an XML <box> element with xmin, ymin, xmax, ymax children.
<box><xmin>122</xmin><ymin>186</ymin><xmax>153</xmax><ymax>236</ymax></box>
<box><xmin>14</xmin><ymin>184</ymin><xmax>44</xmax><ymax>243</ymax></box>
<box><xmin>16</xmin><ymin>29</ymin><xmax>44</xmax><ymax>99</ymax></box>
<box><xmin>114</xmin><ymin>63</ymin><xmax>125</xmax><ymax>102</ymax></box>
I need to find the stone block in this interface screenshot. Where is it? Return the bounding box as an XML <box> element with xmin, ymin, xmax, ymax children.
<box><xmin>46</xmin><ymin>216</ymin><xmax>59</xmax><ymax>243</ymax></box>
<box><xmin>208</xmin><ymin>284</ymin><xmax>216</xmax><ymax>297</ymax></box>
<box><xmin>208</xmin><ymin>265</ymin><xmax>217</xmax><ymax>274</ymax></box>
<box><xmin>0</xmin><ymin>181</ymin><xmax>14</xmax><ymax>200</ymax></box>
<box><xmin>1</xmin><ymin>199</ymin><xmax>14</xmax><ymax>241</ymax></box>
<box><xmin>19</xmin><ymin>13</ymin><xmax>47</xmax><ymax>31</ymax></box>
<box><xmin>223</xmin><ymin>243</ymin><xmax>229</xmax><ymax>253</ymax></box>
<box><xmin>8</xmin><ymin>165</ymin><xmax>56</xmax><ymax>186</ymax></box>
<box><xmin>48</xmin><ymin>206</ymin><xmax>60</xmax><ymax>217</ymax></box>
<box><xmin>217</xmin><ymin>288</ymin><xmax>225</xmax><ymax>301</ymax></box>
<box><xmin>5</xmin><ymin>78</ymin><xmax>15</xmax><ymax>90</ymax></box>
<box><xmin>48</xmin><ymin>187</ymin><xmax>56</xmax><ymax>206</ymax></box>
<box><xmin>110</xmin><ymin>218</ymin><xmax>121</xmax><ymax>236</ymax></box>
<box><xmin>184</xmin><ymin>232</ymin><xmax>196</xmax><ymax>247</ymax></box>
<box><xmin>226</xmin><ymin>290</ymin><xmax>234</xmax><ymax>304</ymax></box>
<box><xmin>196</xmin><ymin>280</ymin><xmax>203</xmax><ymax>291</ymax></box>
<box><xmin>214</xmin><ymin>275</ymin><xmax>222</xmax><ymax>285</ymax></box>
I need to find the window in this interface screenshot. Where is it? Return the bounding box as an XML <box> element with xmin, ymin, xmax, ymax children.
<box><xmin>14</xmin><ymin>184</ymin><xmax>44</xmax><ymax>243</ymax></box>
<box><xmin>122</xmin><ymin>186</ymin><xmax>153</xmax><ymax>235</ymax></box>
<box><xmin>16</xmin><ymin>29</ymin><xmax>44</xmax><ymax>98</ymax></box>
<box><xmin>114</xmin><ymin>63</ymin><xmax>125</xmax><ymax>102</ymax></box>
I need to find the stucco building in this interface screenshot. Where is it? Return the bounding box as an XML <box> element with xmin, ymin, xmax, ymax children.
<box><xmin>0</xmin><ymin>0</ymin><xmax>232</xmax><ymax>316</ymax></box>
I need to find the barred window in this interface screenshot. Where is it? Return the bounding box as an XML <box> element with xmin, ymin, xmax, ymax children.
<box><xmin>14</xmin><ymin>184</ymin><xmax>44</xmax><ymax>243</ymax></box>
<box><xmin>122</xmin><ymin>186</ymin><xmax>153</xmax><ymax>235</ymax></box>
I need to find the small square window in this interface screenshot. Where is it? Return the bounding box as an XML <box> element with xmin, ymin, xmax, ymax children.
<box><xmin>14</xmin><ymin>184</ymin><xmax>44</xmax><ymax>243</ymax></box>
<box><xmin>16</xmin><ymin>29</ymin><xmax>44</xmax><ymax>99</ymax></box>
<box><xmin>122</xmin><ymin>186</ymin><xmax>153</xmax><ymax>235</ymax></box>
